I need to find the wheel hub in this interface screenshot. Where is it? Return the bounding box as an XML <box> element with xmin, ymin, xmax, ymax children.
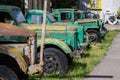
<box><xmin>89</xmin><ymin>33</ymin><xmax>97</xmax><ymax>41</ymax></box>
<box><xmin>44</xmin><ymin>57</ymin><xmax>57</xmax><ymax>74</ymax></box>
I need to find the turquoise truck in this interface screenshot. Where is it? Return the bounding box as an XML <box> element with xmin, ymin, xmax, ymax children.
<box><xmin>25</xmin><ymin>10</ymin><xmax>90</xmax><ymax>48</ymax></box>
<box><xmin>0</xmin><ymin>5</ymin><xmax>90</xmax><ymax>76</ymax></box>
<box><xmin>25</xmin><ymin>10</ymin><xmax>91</xmax><ymax>57</ymax></box>
<box><xmin>53</xmin><ymin>8</ymin><xmax>107</xmax><ymax>42</ymax></box>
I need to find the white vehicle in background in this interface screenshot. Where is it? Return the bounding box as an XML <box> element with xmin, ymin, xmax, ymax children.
<box><xmin>104</xmin><ymin>9</ymin><xmax>120</xmax><ymax>25</ymax></box>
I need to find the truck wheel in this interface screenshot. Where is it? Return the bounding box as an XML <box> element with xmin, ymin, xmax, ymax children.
<box><xmin>0</xmin><ymin>65</ymin><xmax>18</xmax><ymax>80</ymax></box>
<box><xmin>108</xmin><ymin>16</ymin><xmax>118</xmax><ymax>25</ymax></box>
<box><xmin>87</xmin><ymin>30</ymin><xmax>101</xmax><ymax>42</ymax></box>
<box><xmin>44</xmin><ymin>48</ymin><xmax>68</xmax><ymax>76</ymax></box>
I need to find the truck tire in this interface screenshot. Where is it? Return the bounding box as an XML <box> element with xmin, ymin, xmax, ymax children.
<box><xmin>0</xmin><ymin>65</ymin><xmax>18</xmax><ymax>80</ymax></box>
<box><xmin>44</xmin><ymin>48</ymin><xmax>68</xmax><ymax>76</ymax></box>
<box><xmin>87</xmin><ymin>30</ymin><xmax>101</xmax><ymax>42</ymax></box>
<box><xmin>108</xmin><ymin>16</ymin><xmax>118</xmax><ymax>25</ymax></box>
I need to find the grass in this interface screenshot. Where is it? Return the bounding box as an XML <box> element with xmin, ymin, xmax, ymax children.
<box><xmin>29</xmin><ymin>30</ymin><xmax>120</xmax><ymax>80</ymax></box>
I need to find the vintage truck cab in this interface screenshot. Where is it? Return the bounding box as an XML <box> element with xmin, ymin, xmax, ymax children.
<box><xmin>53</xmin><ymin>8</ymin><xmax>107</xmax><ymax>42</ymax></box>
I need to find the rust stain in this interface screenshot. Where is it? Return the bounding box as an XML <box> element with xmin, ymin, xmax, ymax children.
<box><xmin>23</xmin><ymin>23</ymin><xmax>67</xmax><ymax>31</ymax></box>
<box><xmin>0</xmin><ymin>22</ymin><xmax>36</xmax><ymax>36</ymax></box>
<box><xmin>27</xmin><ymin>36</ymin><xmax>36</xmax><ymax>65</ymax></box>
<box><xmin>37</xmin><ymin>38</ymin><xmax>72</xmax><ymax>53</ymax></box>
<box><xmin>77</xmin><ymin>19</ymin><xmax>97</xmax><ymax>23</ymax></box>
<box><xmin>8</xmin><ymin>47</ymin><xmax>28</xmax><ymax>73</ymax></box>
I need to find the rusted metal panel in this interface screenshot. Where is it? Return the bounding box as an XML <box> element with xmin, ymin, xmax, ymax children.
<box><xmin>22</xmin><ymin>23</ymin><xmax>67</xmax><ymax>31</ymax></box>
<box><xmin>8</xmin><ymin>47</ymin><xmax>28</xmax><ymax>72</ymax></box>
<box><xmin>76</xmin><ymin>19</ymin><xmax>97</xmax><ymax>23</ymax></box>
<box><xmin>0</xmin><ymin>46</ymin><xmax>28</xmax><ymax>73</ymax></box>
<box><xmin>27</xmin><ymin>36</ymin><xmax>36</xmax><ymax>65</ymax></box>
<box><xmin>0</xmin><ymin>22</ymin><xmax>36</xmax><ymax>36</ymax></box>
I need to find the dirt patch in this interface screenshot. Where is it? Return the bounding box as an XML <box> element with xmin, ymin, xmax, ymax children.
<box><xmin>105</xmin><ymin>24</ymin><xmax>120</xmax><ymax>30</ymax></box>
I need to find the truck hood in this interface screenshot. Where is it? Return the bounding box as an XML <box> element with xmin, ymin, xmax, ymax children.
<box><xmin>21</xmin><ymin>23</ymin><xmax>77</xmax><ymax>31</ymax></box>
<box><xmin>0</xmin><ymin>22</ymin><xmax>36</xmax><ymax>37</ymax></box>
<box><xmin>52</xmin><ymin>22</ymin><xmax>72</xmax><ymax>26</ymax></box>
<box><xmin>76</xmin><ymin>19</ymin><xmax>97</xmax><ymax>24</ymax></box>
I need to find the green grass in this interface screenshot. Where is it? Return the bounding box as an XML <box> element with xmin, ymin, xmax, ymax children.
<box><xmin>29</xmin><ymin>30</ymin><xmax>120</xmax><ymax>80</ymax></box>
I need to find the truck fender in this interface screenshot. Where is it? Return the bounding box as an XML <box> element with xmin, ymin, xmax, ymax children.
<box><xmin>0</xmin><ymin>47</ymin><xmax>28</xmax><ymax>73</ymax></box>
<box><xmin>37</xmin><ymin>38</ymin><xmax>72</xmax><ymax>54</ymax></box>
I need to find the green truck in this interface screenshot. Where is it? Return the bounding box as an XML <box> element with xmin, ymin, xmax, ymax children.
<box><xmin>0</xmin><ymin>5</ymin><xmax>90</xmax><ymax>76</ymax></box>
<box><xmin>53</xmin><ymin>8</ymin><xmax>107</xmax><ymax>42</ymax></box>
<box><xmin>25</xmin><ymin>10</ymin><xmax>90</xmax><ymax>49</ymax></box>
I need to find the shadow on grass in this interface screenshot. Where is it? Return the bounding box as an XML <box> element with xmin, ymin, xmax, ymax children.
<box><xmin>43</xmin><ymin>74</ymin><xmax>84</xmax><ymax>79</ymax></box>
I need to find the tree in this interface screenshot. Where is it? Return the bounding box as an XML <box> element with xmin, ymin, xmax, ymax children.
<box><xmin>51</xmin><ymin>0</ymin><xmax>76</xmax><ymax>8</ymax></box>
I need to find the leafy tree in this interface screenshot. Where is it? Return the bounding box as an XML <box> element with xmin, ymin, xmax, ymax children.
<box><xmin>51</xmin><ymin>0</ymin><xmax>77</xmax><ymax>8</ymax></box>
<box><xmin>0</xmin><ymin>0</ymin><xmax>25</xmax><ymax>12</ymax></box>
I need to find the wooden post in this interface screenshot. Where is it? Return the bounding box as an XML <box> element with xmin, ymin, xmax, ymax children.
<box><xmin>39</xmin><ymin>0</ymin><xmax>47</xmax><ymax>78</ymax></box>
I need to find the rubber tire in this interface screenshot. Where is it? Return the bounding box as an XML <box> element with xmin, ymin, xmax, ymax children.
<box><xmin>44</xmin><ymin>48</ymin><xmax>68</xmax><ymax>76</ymax></box>
<box><xmin>87</xmin><ymin>30</ymin><xmax>101</xmax><ymax>42</ymax></box>
<box><xmin>0</xmin><ymin>65</ymin><xmax>18</xmax><ymax>80</ymax></box>
<box><xmin>108</xmin><ymin>16</ymin><xmax>118</xmax><ymax>25</ymax></box>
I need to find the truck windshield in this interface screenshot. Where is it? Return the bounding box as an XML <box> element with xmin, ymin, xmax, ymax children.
<box><xmin>12</xmin><ymin>9</ymin><xmax>26</xmax><ymax>22</ymax></box>
<box><xmin>61</xmin><ymin>12</ymin><xmax>72</xmax><ymax>20</ymax></box>
<box><xmin>30</xmin><ymin>15</ymin><xmax>43</xmax><ymax>24</ymax></box>
<box><xmin>74</xmin><ymin>12</ymin><xmax>80</xmax><ymax>20</ymax></box>
<box><xmin>29</xmin><ymin>13</ymin><xmax>56</xmax><ymax>24</ymax></box>
<box><xmin>47</xmin><ymin>13</ymin><xmax>56</xmax><ymax>22</ymax></box>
